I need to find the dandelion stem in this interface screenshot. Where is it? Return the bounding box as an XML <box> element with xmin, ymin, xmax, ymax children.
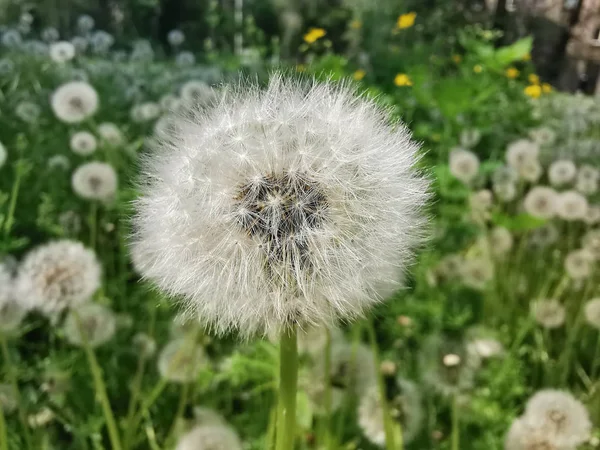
<box><xmin>590</xmin><ymin>332</ymin><xmax>600</xmax><ymax>380</ymax></box>
<box><xmin>89</xmin><ymin>202</ymin><xmax>98</xmax><ymax>250</ymax></box>
<box><xmin>365</xmin><ymin>319</ymin><xmax>402</xmax><ymax>450</ymax></box>
<box><xmin>319</xmin><ymin>328</ymin><xmax>333</xmax><ymax>450</ymax></box>
<box><xmin>0</xmin><ymin>403</ymin><xmax>8</xmax><ymax>450</ymax></box>
<box><xmin>165</xmin><ymin>382</ymin><xmax>190</xmax><ymax>446</ymax></box>
<box><xmin>275</xmin><ymin>326</ymin><xmax>298</xmax><ymax>450</ymax></box>
<box><xmin>451</xmin><ymin>395</ymin><xmax>460</xmax><ymax>450</ymax></box>
<box><xmin>3</xmin><ymin>160</ymin><xmax>24</xmax><ymax>243</ymax></box>
<box><xmin>0</xmin><ymin>334</ymin><xmax>32</xmax><ymax>449</ymax></box>
<box><xmin>74</xmin><ymin>313</ymin><xmax>122</xmax><ymax>450</ymax></box>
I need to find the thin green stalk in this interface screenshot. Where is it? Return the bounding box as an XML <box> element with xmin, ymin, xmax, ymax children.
<box><xmin>275</xmin><ymin>327</ymin><xmax>298</xmax><ymax>450</ymax></box>
<box><xmin>558</xmin><ymin>311</ymin><xmax>584</xmax><ymax>385</ymax></box>
<box><xmin>451</xmin><ymin>395</ymin><xmax>459</xmax><ymax>450</ymax></box>
<box><xmin>0</xmin><ymin>335</ymin><xmax>32</xmax><ymax>449</ymax></box>
<box><xmin>74</xmin><ymin>314</ymin><xmax>122</xmax><ymax>450</ymax></box>
<box><xmin>365</xmin><ymin>319</ymin><xmax>401</xmax><ymax>450</ymax></box>
<box><xmin>89</xmin><ymin>202</ymin><xmax>98</xmax><ymax>250</ymax></box>
<box><xmin>0</xmin><ymin>405</ymin><xmax>8</xmax><ymax>450</ymax></box>
<box><xmin>590</xmin><ymin>332</ymin><xmax>600</xmax><ymax>380</ymax></box>
<box><xmin>266</xmin><ymin>406</ymin><xmax>277</xmax><ymax>449</ymax></box>
<box><xmin>165</xmin><ymin>382</ymin><xmax>190</xmax><ymax>446</ymax></box>
<box><xmin>319</xmin><ymin>328</ymin><xmax>333</xmax><ymax>450</ymax></box>
<box><xmin>3</xmin><ymin>160</ymin><xmax>24</xmax><ymax>242</ymax></box>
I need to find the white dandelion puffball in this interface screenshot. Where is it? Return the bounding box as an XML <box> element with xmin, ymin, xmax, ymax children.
<box><xmin>528</xmin><ymin>126</ymin><xmax>556</xmax><ymax>146</ymax></box>
<box><xmin>63</xmin><ymin>303</ymin><xmax>116</xmax><ymax>348</ymax></box>
<box><xmin>51</xmin><ymin>81</ymin><xmax>98</xmax><ymax>123</ymax></box>
<box><xmin>523</xmin><ymin>186</ymin><xmax>557</xmax><ymax>219</ymax></box>
<box><xmin>131</xmin><ymin>102</ymin><xmax>161</xmax><ymax>123</ymax></box>
<box><xmin>493</xmin><ymin>182</ymin><xmax>517</xmax><ymax>202</ymax></box>
<box><xmin>582</xmin><ymin>229</ymin><xmax>600</xmax><ymax>260</ymax></box>
<box><xmin>564</xmin><ymin>249</ymin><xmax>593</xmax><ymax>279</ymax></box>
<box><xmin>529</xmin><ymin>223</ymin><xmax>559</xmax><ymax>248</ymax></box>
<box><xmin>179</xmin><ymin>80</ymin><xmax>216</xmax><ymax>106</ymax></box>
<box><xmin>358</xmin><ymin>379</ymin><xmax>423</xmax><ymax>446</ymax></box>
<box><xmin>159</xmin><ymin>94</ymin><xmax>182</xmax><ymax>112</ymax></box>
<box><xmin>167</xmin><ymin>29</ymin><xmax>185</xmax><ymax>47</ymax></box>
<box><xmin>459</xmin><ymin>129</ymin><xmax>481</xmax><ymax>148</ymax></box>
<box><xmin>0</xmin><ymin>263</ymin><xmax>27</xmax><ymax>333</ymax></box>
<box><xmin>522</xmin><ymin>390</ymin><xmax>591</xmax><ymax>447</ymax></box>
<box><xmin>576</xmin><ymin>177</ymin><xmax>598</xmax><ymax>195</ymax></box>
<box><xmin>449</xmin><ymin>148</ymin><xmax>479</xmax><ymax>184</ymax></box>
<box><xmin>489</xmin><ymin>227</ymin><xmax>513</xmax><ymax>257</ymax></box>
<box><xmin>578</xmin><ymin>165</ymin><xmax>599</xmax><ymax>184</ymax></box>
<box><xmin>531</xmin><ymin>299</ymin><xmax>565</xmax><ymax>329</ymax></box>
<box><xmin>548</xmin><ymin>160</ymin><xmax>576</xmax><ymax>187</ymax></box>
<box><xmin>0</xmin><ymin>141</ymin><xmax>6</xmax><ymax>168</ymax></box>
<box><xmin>504</xmin><ymin>418</ymin><xmax>560</xmax><ymax>450</ymax></box>
<box><xmin>556</xmin><ymin>190</ymin><xmax>588</xmax><ymax>221</ymax></box>
<box><xmin>506</xmin><ymin>139</ymin><xmax>539</xmax><ymax>170</ymax></box>
<box><xmin>175</xmin><ymin>424</ymin><xmax>243</xmax><ymax>450</ymax></box>
<box><xmin>97</xmin><ymin>122</ymin><xmax>124</xmax><ymax>146</ymax></box>
<box><xmin>460</xmin><ymin>257</ymin><xmax>493</xmax><ymax>290</ymax></box>
<box><xmin>72</xmin><ymin>162</ymin><xmax>118</xmax><ymax>201</ymax></box>
<box><xmin>48</xmin><ymin>155</ymin><xmax>70</xmax><ymax>171</ymax></box>
<box><xmin>467</xmin><ymin>338</ymin><xmax>503</xmax><ymax>359</ymax></box>
<box><xmin>132</xmin><ymin>332</ymin><xmax>157</xmax><ymax>358</ymax></box>
<box><xmin>70</xmin><ymin>131</ymin><xmax>97</xmax><ymax>156</ymax></box>
<box><xmin>131</xmin><ymin>75</ymin><xmax>429</xmax><ymax>337</ymax></box>
<box><xmin>15</xmin><ymin>102</ymin><xmax>41</xmax><ymax>123</ymax></box>
<box><xmin>584</xmin><ymin>298</ymin><xmax>600</xmax><ymax>329</ymax></box>
<box><xmin>518</xmin><ymin>159</ymin><xmax>542</xmax><ymax>183</ymax></box>
<box><xmin>49</xmin><ymin>41</ymin><xmax>75</xmax><ymax>63</ymax></box>
<box><xmin>15</xmin><ymin>240</ymin><xmax>101</xmax><ymax>315</ymax></box>
<box><xmin>157</xmin><ymin>338</ymin><xmax>206</xmax><ymax>383</ymax></box>
<box><xmin>583</xmin><ymin>205</ymin><xmax>600</xmax><ymax>225</ymax></box>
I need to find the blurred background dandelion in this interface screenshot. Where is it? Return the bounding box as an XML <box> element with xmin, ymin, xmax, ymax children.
<box><xmin>0</xmin><ymin>0</ymin><xmax>599</xmax><ymax>449</ymax></box>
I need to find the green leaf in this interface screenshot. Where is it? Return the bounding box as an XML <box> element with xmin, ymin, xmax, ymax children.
<box><xmin>493</xmin><ymin>37</ymin><xmax>533</xmax><ymax>67</ymax></box>
<box><xmin>491</xmin><ymin>212</ymin><xmax>546</xmax><ymax>231</ymax></box>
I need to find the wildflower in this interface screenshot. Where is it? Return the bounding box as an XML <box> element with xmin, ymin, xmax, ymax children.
<box><xmin>131</xmin><ymin>74</ymin><xmax>429</xmax><ymax>338</ymax></box>
<box><xmin>523</xmin><ymin>186</ymin><xmax>557</xmax><ymax>219</ymax></box>
<box><xmin>63</xmin><ymin>303</ymin><xmax>116</xmax><ymax>348</ymax></box>
<box><xmin>15</xmin><ymin>102</ymin><xmax>41</xmax><ymax>123</ymax></box>
<box><xmin>1</xmin><ymin>29</ymin><xmax>22</xmax><ymax>48</ymax></box>
<box><xmin>548</xmin><ymin>160</ymin><xmax>576</xmax><ymax>187</ymax></box>
<box><xmin>493</xmin><ymin>182</ymin><xmax>517</xmax><ymax>202</ymax></box>
<box><xmin>47</xmin><ymin>155</ymin><xmax>70</xmax><ymax>171</ymax></box>
<box><xmin>97</xmin><ymin>123</ymin><xmax>124</xmax><ymax>146</ymax></box>
<box><xmin>460</xmin><ymin>129</ymin><xmax>481</xmax><ymax>148</ymax></box>
<box><xmin>523</xmin><ymin>390</ymin><xmax>591</xmax><ymax>447</ymax></box>
<box><xmin>583</xmin><ymin>206</ymin><xmax>600</xmax><ymax>226</ymax></box>
<box><xmin>168</xmin><ymin>29</ymin><xmax>185</xmax><ymax>47</ymax></box>
<box><xmin>582</xmin><ymin>229</ymin><xmax>600</xmax><ymax>259</ymax></box>
<box><xmin>42</xmin><ymin>27</ymin><xmax>59</xmax><ymax>42</ymax></box>
<box><xmin>449</xmin><ymin>148</ymin><xmax>480</xmax><ymax>184</ymax></box>
<box><xmin>564</xmin><ymin>249</ymin><xmax>593</xmax><ymax>279</ymax></box>
<box><xmin>489</xmin><ymin>226</ymin><xmax>513</xmax><ymax>257</ymax></box>
<box><xmin>531</xmin><ymin>300</ymin><xmax>565</xmax><ymax>328</ymax></box>
<box><xmin>175</xmin><ymin>424</ymin><xmax>243</xmax><ymax>450</ymax></box>
<box><xmin>72</xmin><ymin>162</ymin><xmax>118</xmax><ymax>201</ymax></box>
<box><xmin>157</xmin><ymin>338</ymin><xmax>206</xmax><ymax>383</ymax></box>
<box><xmin>70</xmin><ymin>131</ymin><xmax>97</xmax><ymax>156</ymax></box>
<box><xmin>506</xmin><ymin>139</ymin><xmax>539</xmax><ymax>170</ymax></box>
<box><xmin>353</xmin><ymin>69</ymin><xmax>366</xmax><ymax>81</ymax></box>
<box><xmin>180</xmin><ymin>80</ymin><xmax>215</xmax><ymax>106</ymax></box>
<box><xmin>77</xmin><ymin>15</ymin><xmax>95</xmax><ymax>33</ymax></box>
<box><xmin>14</xmin><ymin>240</ymin><xmax>101</xmax><ymax>315</ymax></box>
<box><xmin>350</xmin><ymin>20</ymin><xmax>362</xmax><ymax>29</ymax></box>
<box><xmin>0</xmin><ymin>384</ymin><xmax>17</xmax><ymax>412</ymax></box>
<box><xmin>518</xmin><ymin>159</ymin><xmax>542</xmax><ymax>182</ymax></box>
<box><xmin>528</xmin><ymin>74</ymin><xmax>540</xmax><ymax>84</ymax></box>
<box><xmin>358</xmin><ymin>378</ymin><xmax>423</xmax><ymax>445</ymax></box>
<box><xmin>583</xmin><ymin>298</ymin><xmax>600</xmax><ymax>329</ymax></box>
<box><xmin>51</xmin><ymin>81</ymin><xmax>99</xmax><ymax>123</ymax></box>
<box><xmin>394</xmin><ymin>73</ymin><xmax>412</xmax><ymax>86</ymax></box>
<box><xmin>461</xmin><ymin>257</ymin><xmax>494</xmax><ymax>290</ymax></box>
<box><xmin>303</xmin><ymin>28</ymin><xmax>326</xmax><ymax>44</ymax></box>
<box><xmin>473</xmin><ymin>64</ymin><xmax>483</xmax><ymax>73</ymax></box>
<box><xmin>467</xmin><ymin>338</ymin><xmax>503</xmax><ymax>359</ymax></box>
<box><xmin>541</xmin><ymin>83</ymin><xmax>552</xmax><ymax>93</ymax></box>
<box><xmin>556</xmin><ymin>190</ymin><xmax>588</xmax><ymax>221</ymax></box>
<box><xmin>28</xmin><ymin>407</ymin><xmax>55</xmax><ymax>428</ymax></box>
<box><xmin>528</xmin><ymin>127</ymin><xmax>555</xmax><ymax>146</ymax></box>
<box><xmin>130</xmin><ymin>102</ymin><xmax>161</xmax><ymax>123</ymax></box>
<box><xmin>505</xmin><ymin>417</ymin><xmax>560</xmax><ymax>450</ymax></box>
<box><xmin>524</xmin><ymin>85</ymin><xmax>542</xmax><ymax>98</ymax></box>
<box><xmin>506</xmin><ymin>67</ymin><xmax>519</xmax><ymax>78</ymax></box>
<box><xmin>397</xmin><ymin>12</ymin><xmax>416</xmax><ymax>29</ymax></box>
<box><xmin>529</xmin><ymin>223</ymin><xmax>559</xmax><ymax>248</ymax></box>
<box><xmin>49</xmin><ymin>41</ymin><xmax>75</xmax><ymax>63</ymax></box>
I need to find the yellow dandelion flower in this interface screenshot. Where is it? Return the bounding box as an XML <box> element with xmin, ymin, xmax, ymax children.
<box><xmin>528</xmin><ymin>74</ymin><xmax>540</xmax><ymax>84</ymax></box>
<box><xmin>522</xmin><ymin>53</ymin><xmax>531</xmax><ymax>61</ymax></box>
<box><xmin>394</xmin><ymin>73</ymin><xmax>413</xmax><ymax>87</ymax></box>
<box><xmin>452</xmin><ymin>54</ymin><xmax>462</xmax><ymax>63</ymax></box>
<box><xmin>541</xmin><ymin>83</ymin><xmax>552</xmax><ymax>93</ymax></box>
<box><xmin>350</xmin><ymin>19</ymin><xmax>362</xmax><ymax>29</ymax></box>
<box><xmin>505</xmin><ymin>67</ymin><xmax>519</xmax><ymax>79</ymax></box>
<box><xmin>353</xmin><ymin>69</ymin><xmax>366</xmax><ymax>81</ymax></box>
<box><xmin>473</xmin><ymin>65</ymin><xmax>483</xmax><ymax>73</ymax></box>
<box><xmin>524</xmin><ymin>84</ymin><xmax>542</xmax><ymax>98</ymax></box>
<box><xmin>303</xmin><ymin>28</ymin><xmax>326</xmax><ymax>44</ymax></box>
<box><xmin>397</xmin><ymin>12</ymin><xmax>417</xmax><ymax>29</ymax></box>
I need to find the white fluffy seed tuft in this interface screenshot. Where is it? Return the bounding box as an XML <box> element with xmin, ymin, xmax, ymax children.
<box><xmin>72</xmin><ymin>162</ymin><xmax>118</xmax><ymax>201</ymax></box>
<box><xmin>51</xmin><ymin>81</ymin><xmax>98</xmax><ymax>123</ymax></box>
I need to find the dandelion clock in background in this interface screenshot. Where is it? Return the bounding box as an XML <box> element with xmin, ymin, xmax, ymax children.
<box><xmin>449</xmin><ymin>148</ymin><xmax>479</xmax><ymax>184</ymax></box>
<box><xmin>72</xmin><ymin>162</ymin><xmax>118</xmax><ymax>201</ymax></box>
<box><xmin>70</xmin><ymin>131</ymin><xmax>97</xmax><ymax>156</ymax></box>
<box><xmin>63</xmin><ymin>303</ymin><xmax>116</xmax><ymax>348</ymax></box>
<box><xmin>175</xmin><ymin>424</ymin><xmax>243</xmax><ymax>450</ymax></box>
<box><xmin>0</xmin><ymin>141</ymin><xmax>6</xmax><ymax>168</ymax></box>
<box><xmin>14</xmin><ymin>240</ymin><xmax>101</xmax><ymax>316</ymax></box>
<box><xmin>49</xmin><ymin>41</ymin><xmax>75</xmax><ymax>63</ymax></box>
<box><xmin>548</xmin><ymin>160</ymin><xmax>576</xmax><ymax>187</ymax></box>
<box><xmin>51</xmin><ymin>81</ymin><xmax>98</xmax><ymax>123</ymax></box>
<box><xmin>531</xmin><ymin>299</ymin><xmax>565</xmax><ymax>329</ymax></box>
<box><xmin>0</xmin><ymin>263</ymin><xmax>27</xmax><ymax>333</ymax></box>
<box><xmin>131</xmin><ymin>74</ymin><xmax>429</xmax><ymax>450</ymax></box>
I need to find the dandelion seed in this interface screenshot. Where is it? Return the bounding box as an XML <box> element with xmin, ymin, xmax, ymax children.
<box><xmin>15</xmin><ymin>240</ymin><xmax>101</xmax><ymax>315</ymax></box>
<box><xmin>531</xmin><ymin>299</ymin><xmax>565</xmax><ymax>328</ymax></box>
<box><xmin>175</xmin><ymin>424</ymin><xmax>243</xmax><ymax>450</ymax></box>
<box><xmin>459</xmin><ymin>129</ymin><xmax>481</xmax><ymax>148</ymax></box>
<box><xmin>523</xmin><ymin>186</ymin><xmax>557</xmax><ymax>219</ymax></box>
<box><xmin>358</xmin><ymin>378</ymin><xmax>423</xmax><ymax>446</ymax></box>
<box><xmin>158</xmin><ymin>338</ymin><xmax>206</xmax><ymax>383</ymax></box>
<box><xmin>77</xmin><ymin>15</ymin><xmax>95</xmax><ymax>33</ymax></box>
<box><xmin>63</xmin><ymin>303</ymin><xmax>116</xmax><ymax>347</ymax></box>
<box><xmin>180</xmin><ymin>80</ymin><xmax>216</xmax><ymax>106</ymax></box>
<box><xmin>528</xmin><ymin>127</ymin><xmax>556</xmax><ymax>146</ymax></box>
<box><xmin>97</xmin><ymin>122</ymin><xmax>124</xmax><ymax>146</ymax></box>
<box><xmin>461</xmin><ymin>257</ymin><xmax>493</xmax><ymax>290</ymax></box>
<box><xmin>449</xmin><ymin>148</ymin><xmax>480</xmax><ymax>184</ymax></box>
<box><xmin>48</xmin><ymin>155</ymin><xmax>70</xmax><ymax>170</ymax></box>
<box><xmin>489</xmin><ymin>227</ymin><xmax>513</xmax><ymax>257</ymax></box>
<box><xmin>556</xmin><ymin>190</ymin><xmax>588</xmax><ymax>221</ymax></box>
<box><xmin>506</xmin><ymin>139</ymin><xmax>539</xmax><ymax>171</ymax></box>
<box><xmin>131</xmin><ymin>74</ymin><xmax>429</xmax><ymax>338</ymax></box>
<box><xmin>70</xmin><ymin>131</ymin><xmax>97</xmax><ymax>156</ymax></box>
<box><xmin>49</xmin><ymin>41</ymin><xmax>75</xmax><ymax>63</ymax></box>
<box><xmin>72</xmin><ymin>162</ymin><xmax>118</xmax><ymax>201</ymax></box>
<box><xmin>132</xmin><ymin>332</ymin><xmax>157</xmax><ymax>358</ymax></box>
<box><xmin>505</xmin><ymin>417</ymin><xmax>560</xmax><ymax>450</ymax></box>
<box><xmin>51</xmin><ymin>81</ymin><xmax>99</xmax><ymax>123</ymax></box>
<box><xmin>548</xmin><ymin>160</ymin><xmax>576</xmax><ymax>187</ymax></box>
<box><xmin>564</xmin><ymin>249</ymin><xmax>593</xmax><ymax>279</ymax></box>
<box><xmin>522</xmin><ymin>390</ymin><xmax>591</xmax><ymax>447</ymax></box>
<box><xmin>168</xmin><ymin>29</ymin><xmax>185</xmax><ymax>47</ymax></box>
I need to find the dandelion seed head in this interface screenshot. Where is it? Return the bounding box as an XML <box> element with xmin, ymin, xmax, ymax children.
<box><xmin>15</xmin><ymin>240</ymin><xmax>101</xmax><ymax>315</ymax></box>
<box><xmin>583</xmin><ymin>205</ymin><xmax>600</xmax><ymax>225</ymax></box>
<box><xmin>51</xmin><ymin>81</ymin><xmax>98</xmax><ymax>123</ymax></box>
<box><xmin>132</xmin><ymin>75</ymin><xmax>429</xmax><ymax>338</ymax></box>
<box><xmin>72</xmin><ymin>162</ymin><xmax>118</xmax><ymax>201</ymax></box>
<box><xmin>531</xmin><ymin>299</ymin><xmax>565</xmax><ymax>328</ymax></box>
<box><xmin>42</xmin><ymin>27</ymin><xmax>59</xmax><ymax>42</ymax></box>
<box><xmin>460</xmin><ymin>257</ymin><xmax>493</xmax><ymax>290</ymax></box>
<box><xmin>176</xmin><ymin>51</ymin><xmax>196</xmax><ymax>67</ymax></box>
<box><xmin>529</xmin><ymin>223</ymin><xmax>559</xmax><ymax>248</ymax></box>
<box><xmin>63</xmin><ymin>303</ymin><xmax>116</xmax><ymax>348</ymax></box>
<box><xmin>449</xmin><ymin>148</ymin><xmax>480</xmax><ymax>184</ymax></box>
<box><xmin>168</xmin><ymin>29</ymin><xmax>185</xmax><ymax>47</ymax></box>
<box><xmin>518</xmin><ymin>159</ymin><xmax>542</xmax><ymax>182</ymax></box>
<box><xmin>15</xmin><ymin>101</ymin><xmax>41</xmax><ymax>123</ymax></box>
<box><xmin>180</xmin><ymin>80</ymin><xmax>216</xmax><ymax>106</ymax></box>
<box><xmin>548</xmin><ymin>160</ymin><xmax>576</xmax><ymax>187</ymax></box>
<box><xmin>493</xmin><ymin>182</ymin><xmax>517</xmax><ymax>202</ymax></box>
<box><xmin>556</xmin><ymin>190</ymin><xmax>588</xmax><ymax>221</ymax></box>
<box><xmin>70</xmin><ymin>131</ymin><xmax>97</xmax><ymax>156</ymax></box>
<box><xmin>523</xmin><ymin>186</ymin><xmax>557</xmax><ymax>219</ymax></box>
<box><xmin>49</xmin><ymin>41</ymin><xmax>75</xmax><ymax>63</ymax></box>
<box><xmin>459</xmin><ymin>129</ymin><xmax>481</xmax><ymax>148</ymax></box>
<box><xmin>490</xmin><ymin>226</ymin><xmax>513</xmax><ymax>257</ymax></box>
<box><xmin>77</xmin><ymin>15</ymin><xmax>95</xmax><ymax>33</ymax></box>
<box><xmin>97</xmin><ymin>122</ymin><xmax>124</xmax><ymax>146</ymax></box>
<box><xmin>131</xmin><ymin>102</ymin><xmax>161</xmax><ymax>123</ymax></box>
<box><xmin>564</xmin><ymin>249</ymin><xmax>593</xmax><ymax>279</ymax></box>
<box><xmin>505</xmin><ymin>418</ymin><xmax>562</xmax><ymax>450</ymax></box>
<box><xmin>583</xmin><ymin>298</ymin><xmax>600</xmax><ymax>328</ymax></box>
<box><xmin>506</xmin><ymin>139</ymin><xmax>539</xmax><ymax>170</ymax></box>
<box><xmin>132</xmin><ymin>332</ymin><xmax>157</xmax><ymax>358</ymax></box>
<box><xmin>175</xmin><ymin>424</ymin><xmax>243</xmax><ymax>450</ymax></box>
<box><xmin>157</xmin><ymin>338</ymin><xmax>206</xmax><ymax>383</ymax></box>
<box><xmin>48</xmin><ymin>155</ymin><xmax>70</xmax><ymax>171</ymax></box>
<box><xmin>582</xmin><ymin>229</ymin><xmax>600</xmax><ymax>259</ymax></box>
<box><xmin>528</xmin><ymin>127</ymin><xmax>556</xmax><ymax>146</ymax></box>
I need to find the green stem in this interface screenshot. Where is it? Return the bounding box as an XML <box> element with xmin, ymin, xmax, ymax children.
<box><xmin>0</xmin><ymin>335</ymin><xmax>32</xmax><ymax>449</ymax></box>
<box><xmin>451</xmin><ymin>395</ymin><xmax>459</xmax><ymax>450</ymax></box>
<box><xmin>266</xmin><ymin>406</ymin><xmax>277</xmax><ymax>449</ymax></box>
<box><xmin>590</xmin><ymin>332</ymin><xmax>600</xmax><ymax>380</ymax></box>
<box><xmin>3</xmin><ymin>160</ymin><xmax>24</xmax><ymax>242</ymax></box>
<box><xmin>319</xmin><ymin>328</ymin><xmax>333</xmax><ymax>450</ymax></box>
<box><xmin>275</xmin><ymin>327</ymin><xmax>298</xmax><ymax>450</ymax></box>
<box><xmin>366</xmin><ymin>319</ymin><xmax>401</xmax><ymax>450</ymax></box>
<box><xmin>0</xmin><ymin>404</ymin><xmax>8</xmax><ymax>450</ymax></box>
<box><xmin>74</xmin><ymin>314</ymin><xmax>122</xmax><ymax>450</ymax></box>
<box><xmin>165</xmin><ymin>382</ymin><xmax>190</xmax><ymax>446</ymax></box>
<box><xmin>89</xmin><ymin>202</ymin><xmax>98</xmax><ymax>250</ymax></box>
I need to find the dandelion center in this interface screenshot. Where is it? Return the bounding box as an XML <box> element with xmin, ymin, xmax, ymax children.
<box><xmin>234</xmin><ymin>172</ymin><xmax>328</xmax><ymax>262</ymax></box>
